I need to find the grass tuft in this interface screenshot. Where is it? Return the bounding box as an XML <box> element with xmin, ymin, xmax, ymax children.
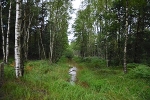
<box><xmin>0</xmin><ymin>60</ymin><xmax>150</xmax><ymax>100</ymax></box>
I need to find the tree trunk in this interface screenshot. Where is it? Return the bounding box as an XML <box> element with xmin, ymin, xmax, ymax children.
<box><xmin>40</xmin><ymin>0</ymin><xmax>46</xmax><ymax>60</ymax></box>
<box><xmin>39</xmin><ymin>30</ymin><xmax>46</xmax><ymax>59</ymax></box>
<box><xmin>15</xmin><ymin>0</ymin><xmax>22</xmax><ymax>78</ymax></box>
<box><xmin>117</xmin><ymin>1</ymin><xmax>122</xmax><ymax>66</ymax></box>
<box><xmin>0</xmin><ymin>4</ymin><xmax>6</xmax><ymax>63</ymax></box>
<box><xmin>49</xmin><ymin>29</ymin><xmax>54</xmax><ymax>63</ymax></box>
<box><xmin>38</xmin><ymin>38</ymin><xmax>41</xmax><ymax>59</ymax></box>
<box><xmin>25</xmin><ymin>15</ymin><xmax>33</xmax><ymax>60</ymax></box>
<box><xmin>0</xmin><ymin>62</ymin><xmax>4</xmax><ymax>87</ymax></box>
<box><xmin>134</xmin><ymin>13</ymin><xmax>144</xmax><ymax>63</ymax></box>
<box><xmin>23</xmin><ymin>12</ymin><xmax>33</xmax><ymax>61</ymax></box>
<box><xmin>123</xmin><ymin>0</ymin><xmax>128</xmax><ymax>74</ymax></box>
<box><xmin>105</xmin><ymin>34</ymin><xmax>109</xmax><ymax>67</ymax></box>
<box><xmin>105</xmin><ymin>0</ymin><xmax>109</xmax><ymax>67</ymax></box>
<box><xmin>6</xmin><ymin>1</ymin><xmax>12</xmax><ymax>64</ymax></box>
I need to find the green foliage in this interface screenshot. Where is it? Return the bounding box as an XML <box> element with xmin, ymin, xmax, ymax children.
<box><xmin>58</xmin><ymin>56</ymin><xmax>68</xmax><ymax>63</ymax></box>
<box><xmin>64</xmin><ymin>48</ymin><xmax>74</xmax><ymax>60</ymax></box>
<box><xmin>128</xmin><ymin>64</ymin><xmax>150</xmax><ymax>79</ymax></box>
<box><xmin>73</xmin><ymin>56</ymin><xmax>83</xmax><ymax>63</ymax></box>
<box><xmin>140</xmin><ymin>87</ymin><xmax>150</xmax><ymax>100</ymax></box>
<box><xmin>73</xmin><ymin>57</ymin><xmax>106</xmax><ymax>68</ymax></box>
<box><xmin>1</xmin><ymin>60</ymin><xmax>150</xmax><ymax>100</ymax></box>
<box><xmin>81</xmin><ymin>57</ymin><xmax>106</xmax><ymax>68</ymax></box>
<box><xmin>71</xmin><ymin>0</ymin><xmax>150</xmax><ymax>66</ymax></box>
<box><xmin>58</xmin><ymin>48</ymin><xmax>74</xmax><ymax>63</ymax></box>
<box><xmin>127</xmin><ymin>63</ymin><xmax>139</xmax><ymax>69</ymax></box>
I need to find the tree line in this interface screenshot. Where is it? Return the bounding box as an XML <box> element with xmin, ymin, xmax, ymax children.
<box><xmin>72</xmin><ymin>0</ymin><xmax>150</xmax><ymax>73</ymax></box>
<box><xmin>0</xmin><ymin>0</ymin><xmax>72</xmax><ymax>78</ymax></box>
<box><xmin>1</xmin><ymin>0</ymin><xmax>150</xmax><ymax>77</ymax></box>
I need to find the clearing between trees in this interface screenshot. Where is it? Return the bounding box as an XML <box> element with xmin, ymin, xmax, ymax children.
<box><xmin>0</xmin><ymin>59</ymin><xmax>150</xmax><ymax>100</ymax></box>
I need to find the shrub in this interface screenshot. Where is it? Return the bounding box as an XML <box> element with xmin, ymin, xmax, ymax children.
<box><xmin>127</xmin><ymin>63</ymin><xmax>139</xmax><ymax>69</ymax></box>
<box><xmin>140</xmin><ymin>87</ymin><xmax>150</xmax><ymax>100</ymax></box>
<box><xmin>128</xmin><ymin>64</ymin><xmax>150</xmax><ymax>79</ymax></box>
<box><xmin>80</xmin><ymin>57</ymin><xmax>106</xmax><ymax>68</ymax></box>
<box><xmin>58</xmin><ymin>56</ymin><xmax>68</xmax><ymax>63</ymax></box>
<box><xmin>72</xmin><ymin>56</ymin><xmax>82</xmax><ymax>63</ymax></box>
<box><xmin>89</xmin><ymin>57</ymin><xmax>106</xmax><ymax>68</ymax></box>
<box><xmin>64</xmin><ymin>48</ymin><xmax>74</xmax><ymax>60</ymax></box>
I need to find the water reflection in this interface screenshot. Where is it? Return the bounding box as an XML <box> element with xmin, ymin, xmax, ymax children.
<box><xmin>69</xmin><ymin>66</ymin><xmax>77</xmax><ymax>85</ymax></box>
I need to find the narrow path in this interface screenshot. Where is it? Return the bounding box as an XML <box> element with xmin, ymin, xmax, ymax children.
<box><xmin>67</xmin><ymin>60</ymin><xmax>79</xmax><ymax>85</ymax></box>
<box><xmin>69</xmin><ymin>66</ymin><xmax>77</xmax><ymax>85</ymax></box>
<box><xmin>67</xmin><ymin>60</ymin><xmax>83</xmax><ymax>70</ymax></box>
<box><xmin>67</xmin><ymin>60</ymin><xmax>89</xmax><ymax>87</ymax></box>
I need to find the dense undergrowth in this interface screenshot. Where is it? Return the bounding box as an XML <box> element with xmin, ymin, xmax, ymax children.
<box><xmin>0</xmin><ymin>58</ymin><xmax>150</xmax><ymax>100</ymax></box>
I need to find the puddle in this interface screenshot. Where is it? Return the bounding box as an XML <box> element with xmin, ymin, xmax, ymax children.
<box><xmin>69</xmin><ymin>66</ymin><xmax>77</xmax><ymax>85</ymax></box>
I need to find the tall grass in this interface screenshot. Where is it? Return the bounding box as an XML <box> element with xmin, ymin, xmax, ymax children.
<box><xmin>0</xmin><ymin>60</ymin><xmax>150</xmax><ymax>100</ymax></box>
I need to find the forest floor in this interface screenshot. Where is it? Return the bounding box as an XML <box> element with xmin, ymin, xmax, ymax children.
<box><xmin>0</xmin><ymin>60</ymin><xmax>150</xmax><ymax>100</ymax></box>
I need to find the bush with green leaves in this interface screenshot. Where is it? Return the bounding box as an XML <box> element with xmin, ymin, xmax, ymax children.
<box><xmin>63</xmin><ymin>48</ymin><xmax>74</xmax><ymax>60</ymax></box>
<box><xmin>81</xmin><ymin>57</ymin><xmax>106</xmax><ymax>68</ymax></box>
<box><xmin>129</xmin><ymin>64</ymin><xmax>150</xmax><ymax>79</ymax></box>
<box><xmin>127</xmin><ymin>63</ymin><xmax>139</xmax><ymax>69</ymax></box>
<box><xmin>58</xmin><ymin>56</ymin><xmax>68</xmax><ymax>63</ymax></box>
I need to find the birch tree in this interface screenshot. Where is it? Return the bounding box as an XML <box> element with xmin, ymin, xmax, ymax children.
<box><xmin>39</xmin><ymin>0</ymin><xmax>46</xmax><ymax>59</ymax></box>
<box><xmin>15</xmin><ymin>0</ymin><xmax>23</xmax><ymax>78</ymax></box>
<box><xmin>47</xmin><ymin>0</ymin><xmax>71</xmax><ymax>63</ymax></box>
<box><xmin>22</xmin><ymin>0</ymin><xmax>34</xmax><ymax>61</ymax></box>
<box><xmin>6</xmin><ymin>0</ymin><xmax>12</xmax><ymax>63</ymax></box>
<box><xmin>47</xmin><ymin>1</ymin><xmax>58</xmax><ymax>63</ymax></box>
<box><xmin>0</xmin><ymin>1</ymin><xmax>6</xmax><ymax>63</ymax></box>
<box><xmin>123</xmin><ymin>0</ymin><xmax>128</xmax><ymax>73</ymax></box>
<box><xmin>105</xmin><ymin>0</ymin><xmax>109</xmax><ymax>67</ymax></box>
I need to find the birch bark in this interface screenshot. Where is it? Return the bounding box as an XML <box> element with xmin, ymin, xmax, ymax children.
<box><xmin>25</xmin><ymin>15</ymin><xmax>33</xmax><ymax>60</ymax></box>
<box><xmin>49</xmin><ymin>29</ymin><xmax>55</xmax><ymax>63</ymax></box>
<box><xmin>105</xmin><ymin>0</ymin><xmax>109</xmax><ymax>67</ymax></box>
<box><xmin>15</xmin><ymin>0</ymin><xmax>22</xmax><ymax>78</ymax></box>
<box><xmin>0</xmin><ymin>3</ymin><xmax>5</xmax><ymax>63</ymax></box>
<box><xmin>123</xmin><ymin>0</ymin><xmax>128</xmax><ymax>73</ymax></box>
<box><xmin>48</xmin><ymin>2</ymin><xmax>56</xmax><ymax>63</ymax></box>
<box><xmin>22</xmin><ymin>10</ymin><xmax>33</xmax><ymax>61</ymax></box>
<box><xmin>6</xmin><ymin>1</ymin><xmax>12</xmax><ymax>63</ymax></box>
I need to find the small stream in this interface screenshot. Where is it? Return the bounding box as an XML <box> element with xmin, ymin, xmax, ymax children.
<box><xmin>69</xmin><ymin>66</ymin><xmax>77</xmax><ymax>85</ymax></box>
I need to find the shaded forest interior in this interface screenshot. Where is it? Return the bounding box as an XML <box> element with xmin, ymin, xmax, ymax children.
<box><xmin>0</xmin><ymin>1</ymin><xmax>150</xmax><ymax>99</ymax></box>
<box><xmin>0</xmin><ymin>0</ymin><xmax>150</xmax><ymax>77</ymax></box>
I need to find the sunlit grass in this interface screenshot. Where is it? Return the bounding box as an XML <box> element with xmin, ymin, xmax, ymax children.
<box><xmin>0</xmin><ymin>60</ymin><xmax>150</xmax><ymax>100</ymax></box>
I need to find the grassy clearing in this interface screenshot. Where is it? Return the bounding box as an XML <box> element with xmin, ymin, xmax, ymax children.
<box><xmin>0</xmin><ymin>60</ymin><xmax>150</xmax><ymax>100</ymax></box>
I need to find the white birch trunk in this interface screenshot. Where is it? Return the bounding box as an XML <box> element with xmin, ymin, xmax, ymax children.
<box><xmin>15</xmin><ymin>0</ymin><xmax>22</xmax><ymax>78</ymax></box>
<box><xmin>23</xmin><ymin>12</ymin><xmax>33</xmax><ymax>61</ymax></box>
<box><xmin>39</xmin><ymin>0</ymin><xmax>46</xmax><ymax>60</ymax></box>
<box><xmin>1</xmin><ymin>4</ymin><xmax>6</xmax><ymax>63</ymax></box>
<box><xmin>49</xmin><ymin>31</ymin><xmax>54</xmax><ymax>63</ymax></box>
<box><xmin>105</xmin><ymin>0</ymin><xmax>109</xmax><ymax>67</ymax></box>
<box><xmin>123</xmin><ymin>0</ymin><xmax>128</xmax><ymax>73</ymax></box>
<box><xmin>25</xmin><ymin>15</ymin><xmax>33</xmax><ymax>60</ymax></box>
<box><xmin>39</xmin><ymin>30</ymin><xmax>46</xmax><ymax>59</ymax></box>
<box><xmin>48</xmin><ymin>4</ymin><xmax>54</xmax><ymax>63</ymax></box>
<box><xmin>6</xmin><ymin>1</ymin><xmax>12</xmax><ymax>64</ymax></box>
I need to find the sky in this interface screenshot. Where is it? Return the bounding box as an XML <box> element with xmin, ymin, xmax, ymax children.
<box><xmin>68</xmin><ymin>0</ymin><xmax>83</xmax><ymax>43</ymax></box>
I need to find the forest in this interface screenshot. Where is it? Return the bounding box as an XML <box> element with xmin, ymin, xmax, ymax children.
<box><xmin>0</xmin><ymin>0</ymin><xmax>150</xmax><ymax>100</ymax></box>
